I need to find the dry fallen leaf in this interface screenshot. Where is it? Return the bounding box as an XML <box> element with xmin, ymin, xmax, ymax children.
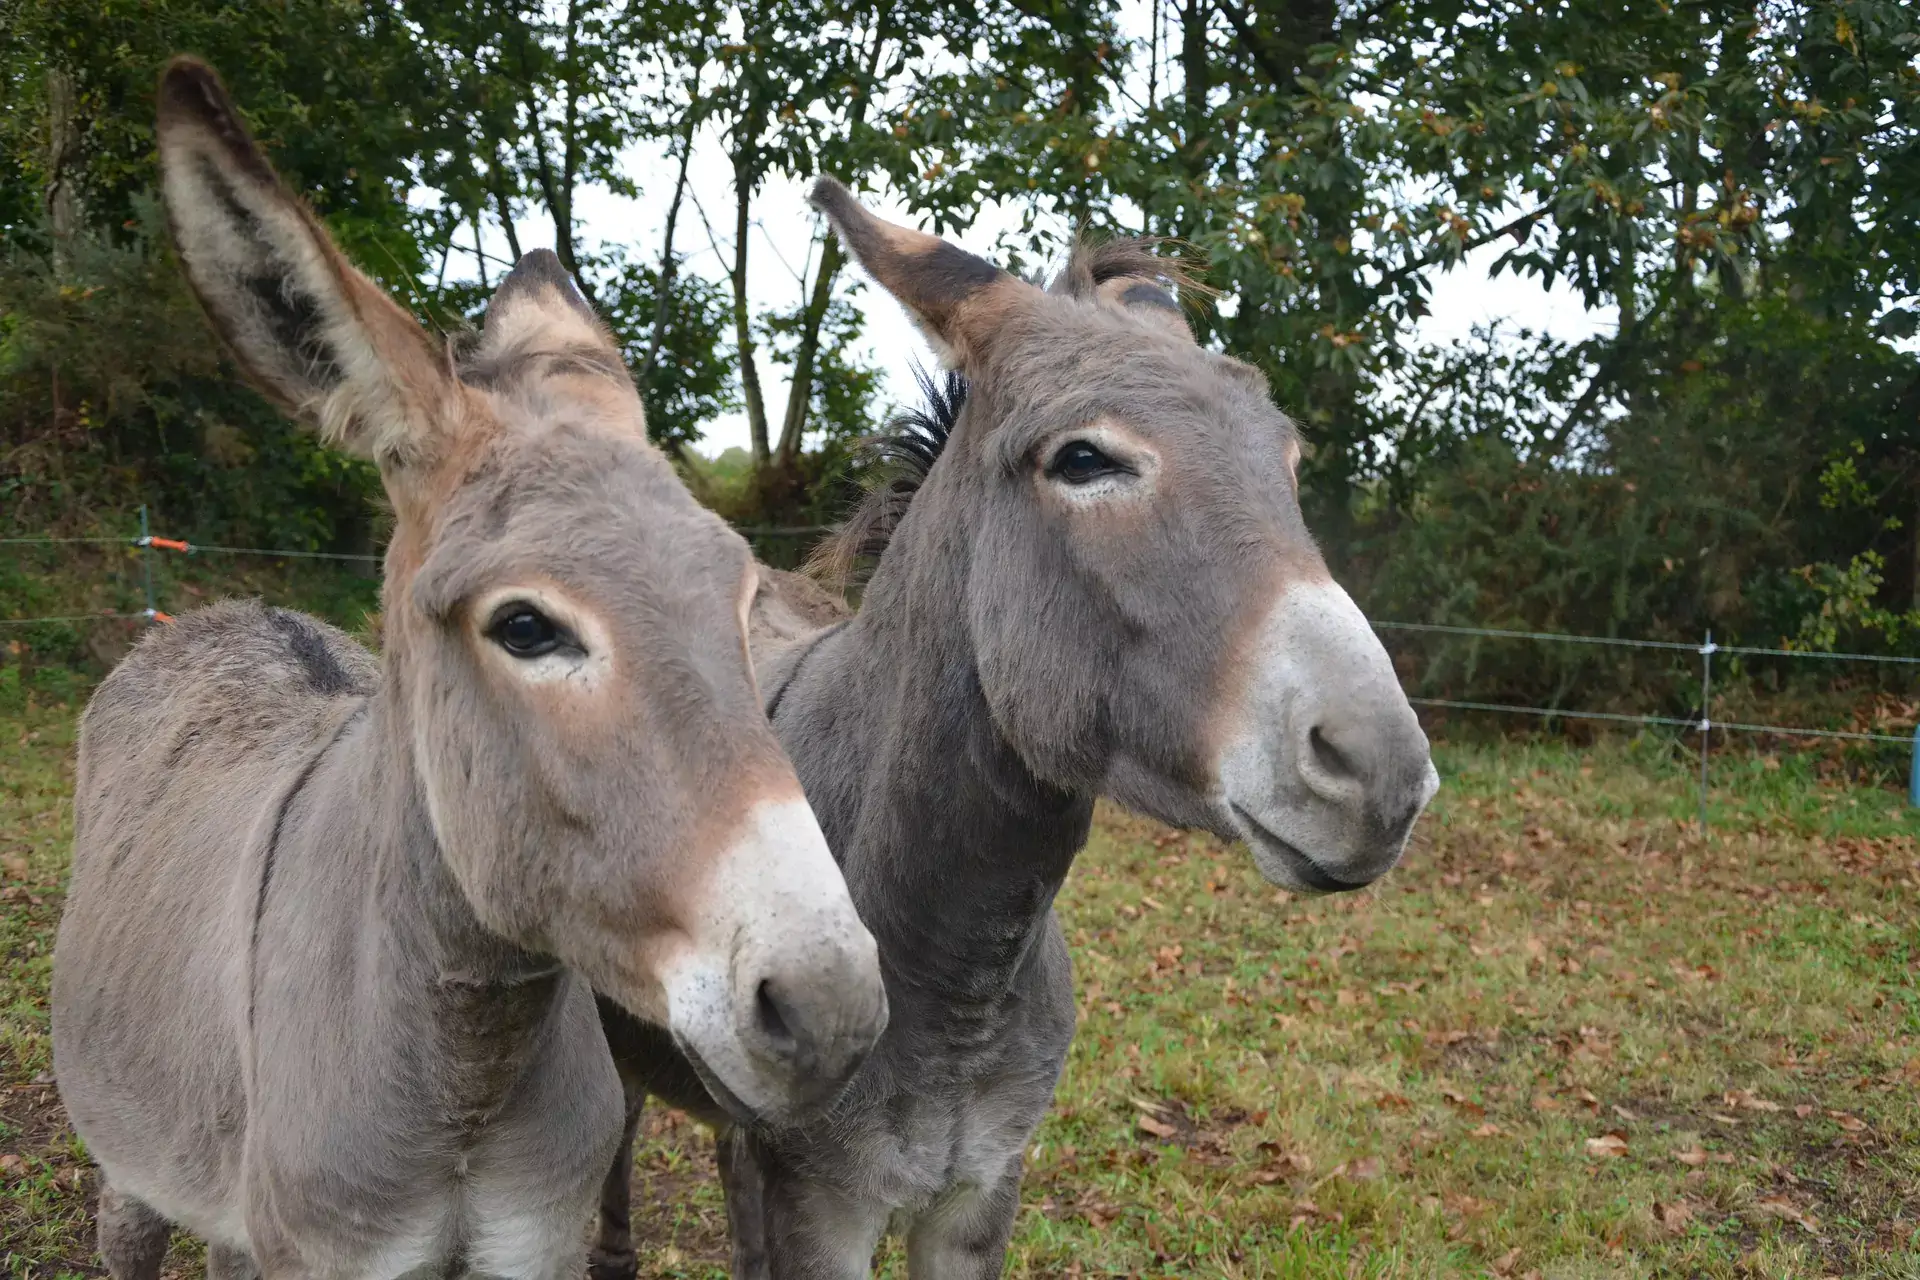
<box><xmin>1585</xmin><ymin>1132</ymin><xmax>1630</xmax><ymax>1159</ymax></box>
<box><xmin>0</xmin><ymin>1154</ymin><xmax>23</xmax><ymax>1178</ymax></box>
<box><xmin>1724</xmin><ymin>1088</ymin><xmax>1781</xmax><ymax>1113</ymax></box>
<box><xmin>1828</xmin><ymin>1110</ymin><xmax>1868</xmax><ymax>1133</ymax></box>
<box><xmin>1654</xmin><ymin>1199</ymin><xmax>1695</xmax><ymax>1233</ymax></box>
<box><xmin>0</xmin><ymin>854</ymin><xmax>28</xmax><ymax>882</ymax></box>
<box><xmin>1674</xmin><ymin>1144</ymin><xmax>1709</xmax><ymax>1167</ymax></box>
<box><xmin>1794</xmin><ymin>1104</ymin><xmax>1815</xmax><ymax>1119</ymax></box>
<box><xmin>1490</xmin><ymin>1246</ymin><xmax>1523</xmax><ymax>1275</ymax></box>
<box><xmin>1342</xmin><ymin>1155</ymin><xmax>1385</xmax><ymax>1180</ymax></box>
<box><xmin>1754</xmin><ymin>1196</ymin><xmax>1820</xmax><ymax>1235</ymax></box>
<box><xmin>1136</xmin><ymin>1113</ymin><xmax>1177</xmax><ymax>1139</ymax></box>
<box><xmin>1470</xmin><ymin>1122</ymin><xmax>1504</xmax><ymax>1138</ymax></box>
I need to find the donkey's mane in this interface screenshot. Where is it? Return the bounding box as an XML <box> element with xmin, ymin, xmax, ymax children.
<box><xmin>810</xmin><ymin>236</ymin><xmax>1206</xmax><ymax>591</ymax></box>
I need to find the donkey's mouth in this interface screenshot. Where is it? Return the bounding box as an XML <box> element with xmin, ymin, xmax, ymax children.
<box><xmin>1228</xmin><ymin>805</ymin><xmax>1369</xmax><ymax>894</ymax></box>
<box><xmin>671</xmin><ymin>1032</ymin><xmax>762</xmax><ymax>1128</ymax></box>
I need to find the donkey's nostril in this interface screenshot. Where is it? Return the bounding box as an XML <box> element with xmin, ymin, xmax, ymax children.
<box><xmin>755</xmin><ymin>979</ymin><xmax>796</xmax><ymax>1050</ymax></box>
<box><xmin>1308</xmin><ymin>724</ymin><xmax>1358</xmax><ymax>782</ymax></box>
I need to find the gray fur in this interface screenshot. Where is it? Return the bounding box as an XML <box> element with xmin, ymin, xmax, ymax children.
<box><xmin>594</xmin><ymin>186</ymin><xmax>1437</xmax><ymax>1277</ymax></box>
<box><xmin>53</xmin><ymin>60</ymin><xmax>882</xmax><ymax>1280</ymax></box>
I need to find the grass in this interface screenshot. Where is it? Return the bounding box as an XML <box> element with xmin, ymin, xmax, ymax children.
<box><xmin>4</xmin><ymin>697</ymin><xmax>1918</xmax><ymax>1278</ymax></box>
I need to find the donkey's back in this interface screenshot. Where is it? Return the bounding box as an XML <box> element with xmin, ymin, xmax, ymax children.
<box><xmin>55</xmin><ymin>600</ymin><xmax>374</xmax><ymax>1231</ymax></box>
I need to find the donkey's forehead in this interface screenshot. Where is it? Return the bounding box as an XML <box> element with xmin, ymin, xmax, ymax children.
<box><xmin>413</xmin><ymin>425</ymin><xmax>740</xmax><ymax>613</ymax></box>
<box><xmin>988</xmin><ymin>304</ymin><xmax>1287</xmax><ymax>434</ymax></box>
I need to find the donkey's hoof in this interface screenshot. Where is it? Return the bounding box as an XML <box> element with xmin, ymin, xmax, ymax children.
<box><xmin>587</xmin><ymin>1248</ymin><xmax>637</xmax><ymax>1280</ymax></box>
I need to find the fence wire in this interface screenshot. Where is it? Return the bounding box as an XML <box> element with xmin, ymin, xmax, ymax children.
<box><xmin>9</xmin><ymin>521</ymin><xmax>1920</xmax><ymax>766</ymax></box>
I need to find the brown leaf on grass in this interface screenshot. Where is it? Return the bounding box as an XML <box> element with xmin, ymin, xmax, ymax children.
<box><xmin>1724</xmin><ymin>1088</ymin><xmax>1781</xmax><ymax>1113</ymax></box>
<box><xmin>1489</xmin><ymin>1246</ymin><xmax>1523</xmax><ymax>1275</ymax></box>
<box><xmin>1585</xmin><ymin>1132</ymin><xmax>1629</xmax><ymax>1159</ymax></box>
<box><xmin>1530</xmin><ymin>1092</ymin><xmax>1562</xmax><ymax>1113</ymax></box>
<box><xmin>0</xmin><ymin>1153</ymin><xmax>24</xmax><ymax>1178</ymax></box>
<box><xmin>1828</xmin><ymin>1110</ymin><xmax>1868</xmax><ymax>1132</ymax></box>
<box><xmin>1440</xmin><ymin>1086</ymin><xmax>1485</xmax><ymax>1117</ymax></box>
<box><xmin>0</xmin><ymin>854</ymin><xmax>27</xmax><ymax>881</ymax></box>
<box><xmin>1653</xmin><ymin>1200</ymin><xmax>1696</xmax><ymax>1233</ymax></box>
<box><xmin>1137</xmin><ymin>1114</ymin><xmax>1177</xmax><ymax>1140</ymax></box>
<box><xmin>1339</xmin><ymin>1155</ymin><xmax>1385</xmax><ymax>1180</ymax></box>
<box><xmin>1248</xmin><ymin>1144</ymin><xmax>1313</xmax><ymax>1185</ymax></box>
<box><xmin>1470</xmin><ymin>1122</ymin><xmax>1504</xmax><ymax>1138</ymax></box>
<box><xmin>1754</xmin><ymin>1196</ymin><xmax>1821</xmax><ymax>1235</ymax></box>
<box><xmin>1374</xmin><ymin>1091</ymin><xmax>1412</xmax><ymax>1111</ymax></box>
<box><xmin>1794</xmin><ymin>1104</ymin><xmax>1815</xmax><ymax>1118</ymax></box>
<box><xmin>1674</xmin><ymin>1145</ymin><xmax>1709</xmax><ymax>1167</ymax></box>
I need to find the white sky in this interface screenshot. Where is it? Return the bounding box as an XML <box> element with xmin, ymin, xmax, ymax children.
<box><xmin>448</xmin><ymin>8</ymin><xmax>1620</xmax><ymax>458</ymax></box>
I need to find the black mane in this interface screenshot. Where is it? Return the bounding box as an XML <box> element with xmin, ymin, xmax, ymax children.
<box><xmin>811</xmin><ymin>363</ymin><xmax>968</xmax><ymax>589</ymax></box>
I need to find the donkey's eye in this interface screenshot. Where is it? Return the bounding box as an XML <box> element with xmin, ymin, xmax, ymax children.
<box><xmin>489</xmin><ymin>606</ymin><xmax>565</xmax><ymax>658</ymax></box>
<box><xmin>1047</xmin><ymin>440</ymin><xmax>1125</xmax><ymax>485</ymax></box>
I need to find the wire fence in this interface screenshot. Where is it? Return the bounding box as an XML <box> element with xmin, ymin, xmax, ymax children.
<box><xmin>1377</xmin><ymin>619</ymin><xmax>1920</xmax><ymax>829</ymax></box>
<box><xmin>10</xmin><ymin>513</ymin><xmax>1919</xmax><ymax>829</ymax></box>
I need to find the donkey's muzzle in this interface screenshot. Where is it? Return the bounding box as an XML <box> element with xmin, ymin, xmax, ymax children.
<box><xmin>661</xmin><ymin>797</ymin><xmax>886</xmax><ymax>1124</ymax></box>
<box><xmin>1217</xmin><ymin>581</ymin><xmax>1439</xmax><ymax>892</ymax></box>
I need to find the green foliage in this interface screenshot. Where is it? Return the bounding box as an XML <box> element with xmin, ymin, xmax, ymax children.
<box><xmin>594</xmin><ymin>248</ymin><xmax>740</xmax><ymax>452</ymax></box>
<box><xmin>4</xmin><ymin>0</ymin><xmax>1920</xmax><ymax>702</ymax></box>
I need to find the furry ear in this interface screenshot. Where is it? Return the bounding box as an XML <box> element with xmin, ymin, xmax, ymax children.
<box><xmin>807</xmin><ymin>177</ymin><xmax>1032</xmax><ymax>368</ymax></box>
<box><xmin>155</xmin><ymin>57</ymin><xmax>457</xmax><ymax>475</ymax></box>
<box><xmin>1053</xmin><ymin>239</ymin><xmax>1208</xmax><ymax>343</ymax></box>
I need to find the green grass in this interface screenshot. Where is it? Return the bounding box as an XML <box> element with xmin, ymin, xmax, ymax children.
<box><xmin>6</xmin><ymin>702</ymin><xmax>1919</xmax><ymax>1277</ymax></box>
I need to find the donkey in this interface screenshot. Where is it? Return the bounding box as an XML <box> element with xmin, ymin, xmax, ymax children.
<box><xmin>51</xmin><ymin>61</ymin><xmax>886</xmax><ymax>1280</ymax></box>
<box><xmin>589</xmin><ymin>179</ymin><xmax>1439</xmax><ymax>1279</ymax></box>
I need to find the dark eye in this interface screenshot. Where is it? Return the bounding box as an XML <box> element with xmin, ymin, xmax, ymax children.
<box><xmin>1047</xmin><ymin>440</ymin><xmax>1124</xmax><ymax>484</ymax></box>
<box><xmin>489</xmin><ymin>606</ymin><xmax>562</xmax><ymax>658</ymax></box>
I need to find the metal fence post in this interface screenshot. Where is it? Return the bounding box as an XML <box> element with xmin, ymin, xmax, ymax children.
<box><xmin>1698</xmin><ymin>629</ymin><xmax>1714</xmax><ymax>836</ymax></box>
<box><xmin>1910</xmin><ymin>722</ymin><xmax>1920</xmax><ymax>809</ymax></box>
<box><xmin>139</xmin><ymin>504</ymin><xmax>157</xmax><ymax>625</ymax></box>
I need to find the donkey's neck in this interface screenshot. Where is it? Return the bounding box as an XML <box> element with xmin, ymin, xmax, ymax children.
<box><xmin>774</xmin><ymin>527</ymin><xmax>1092</xmax><ymax>1026</ymax></box>
<box><xmin>272</xmin><ymin>687</ymin><xmax>569</xmax><ymax>1117</ymax></box>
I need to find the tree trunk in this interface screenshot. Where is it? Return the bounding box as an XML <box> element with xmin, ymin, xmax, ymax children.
<box><xmin>769</xmin><ymin>15</ymin><xmax>890</xmax><ymax>467</ymax></box>
<box><xmin>45</xmin><ymin>69</ymin><xmax>80</xmax><ymax>279</ymax></box>
<box><xmin>773</xmin><ymin>235</ymin><xmax>843</xmax><ymax>466</ymax></box>
<box><xmin>639</xmin><ymin>113</ymin><xmax>699</xmax><ymax>387</ymax></box>
<box><xmin>732</xmin><ymin>151</ymin><xmax>772</xmax><ymax>467</ymax></box>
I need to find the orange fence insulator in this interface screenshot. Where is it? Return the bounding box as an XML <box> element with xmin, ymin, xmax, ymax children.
<box><xmin>147</xmin><ymin>537</ymin><xmax>191</xmax><ymax>553</ymax></box>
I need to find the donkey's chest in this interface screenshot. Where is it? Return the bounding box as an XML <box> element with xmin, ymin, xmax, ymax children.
<box><xmin>836</xmin><ymin>1073</ymin><xmax>1051</xmax><ymax>1212</ymax></box>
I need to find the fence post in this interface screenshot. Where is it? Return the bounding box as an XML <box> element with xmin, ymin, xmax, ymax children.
<box><xmin>139</xmin><ymin>504</ymin><xmax>157</xmax><ymax>625</ymax></box>
<box><xmin>1698</xmin><ymin>628</ymin><xmax>1714</xmax><ymax>836</ymax></box>
<box><xmin>1910</xmin><ymin>723</ymin><xmax>1920</xmax><ymax>809</ymax></box>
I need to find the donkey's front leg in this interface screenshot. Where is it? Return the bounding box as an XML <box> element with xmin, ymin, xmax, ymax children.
<box><xmin>754</xmin><ymin>1162</ymin><xmax>889</xmax><ymax>1280</ymax></box>
<box><xmin>903</xmin><ymin>1163</ymin><xmax>1022</xmax><ymax>1280</ymax></box>
<box><xmin>586</xmin><ymin>1083</ymin><xmax>646</xmax><ymax>1280</ymax></box>
<box><xmin>715</xmin><ymin>1125</ymin><xmax>771</xmax><ymax>1279</ymax></box>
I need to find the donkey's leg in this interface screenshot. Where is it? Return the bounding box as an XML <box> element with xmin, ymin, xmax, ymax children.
<box><xmin>715</xmin><ymin>1125</ymin><xmax>769</xmax><ymax>1279</ymax></box>
<box><xmin>760</xmin><ymin>1168</ymin><xmax>888</xmax><ymax>1280</ymax></box>
<box><xmin>902</xmin><ymin>1166</ymin><xmax>1021</xmax><ymax>1280</ymax></box>
<box><xmin>205</xmin><ymin>1243</ymin><xmax>261</xmax><ymax>1280</ymax></box>
<box><xmin>96</xmin><ymin>1178</ymin><xmax>170</xmax><ymax>1280</ymax></box>
<box><xmin>586</xmin><ymin>1085</ymin><xmax>645</xmax><ymax>1280</ymax></box>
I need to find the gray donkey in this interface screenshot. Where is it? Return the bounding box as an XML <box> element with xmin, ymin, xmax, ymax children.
<box><xmin>590</xmin><ymin>181</ymin><xmax>1439</xmax><ymax>1278</ymax></box>
<box><xmin>51</xmin><ymin>61</ymin><xmax>886</xmax><ymax>1280</ymax></box>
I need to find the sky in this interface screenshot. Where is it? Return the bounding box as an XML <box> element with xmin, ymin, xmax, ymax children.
<box><xmin>447</xmin><ymin>12</ymin><xmax>1621</xmax><ymax>459</ymax></box>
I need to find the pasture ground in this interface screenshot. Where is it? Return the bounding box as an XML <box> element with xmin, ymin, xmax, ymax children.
<box><xmin>3</xmin><ymin>693</ymin><xmax>1917</xmax><ymax>1278</ymax></box>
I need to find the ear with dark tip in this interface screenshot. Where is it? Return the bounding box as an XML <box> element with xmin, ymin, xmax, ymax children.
<box><xmin>1094</xmin><ymin>275</ymin><xmax>1195</xmax><ymax>340</ymax></box>
<box><xmin>155</xmin><ymin>55</ymin><xmax>455</xmax><ymax>478</ymax></box>
<box><xmin>807</xmin><ymin>176</ymin><xmax>1028</xmax><ymax>366</ymax></box>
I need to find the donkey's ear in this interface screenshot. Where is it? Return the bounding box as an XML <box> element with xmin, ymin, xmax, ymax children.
<box><xmin>808</xmin><ymin>177</ymin><xmax>1030</xmax><ymax>368</ymax></box>
<box><xmin>155</xmin><ymin>57</ymin><xmax>456</xmax><ymax>474</ymax></box>
<box><xmin>1093</xmin><ymin>276</ymin><xmax>1195</xmax><ymax>341</ymax></box>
